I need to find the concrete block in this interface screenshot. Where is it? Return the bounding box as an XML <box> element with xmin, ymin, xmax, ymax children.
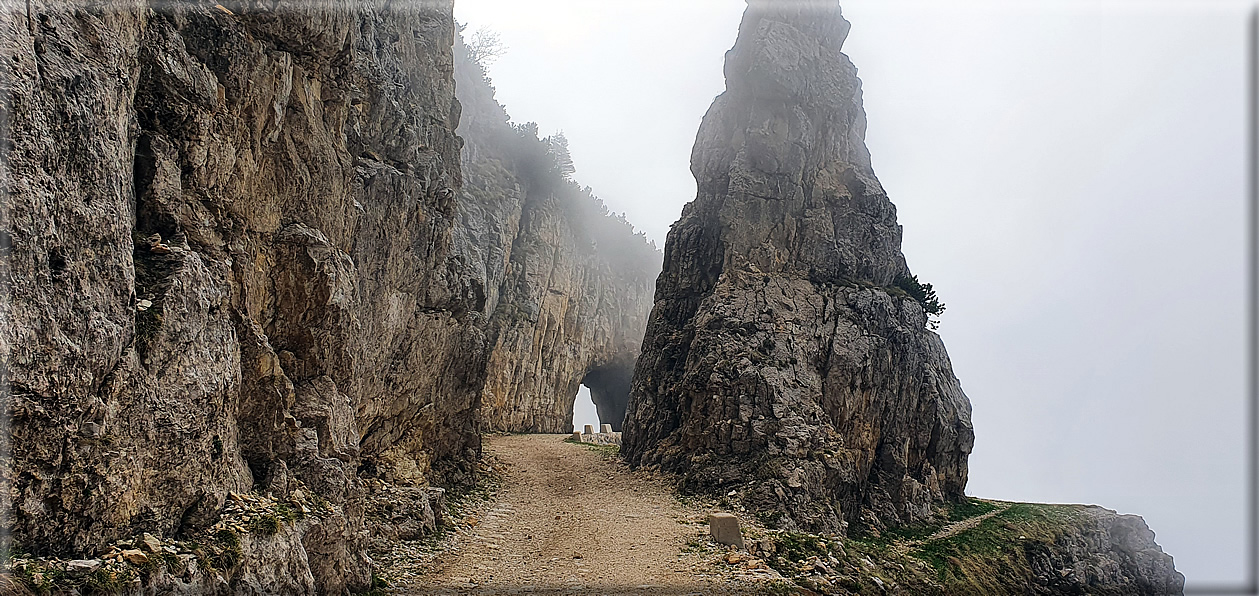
<box><xmin>584</xmin><ymin>424</ymin><xmax>595</xmax><ymax>435</ymax></box>
<box><xmin>707</xmin><ymin>512</ymin><xmax>744</xmax><ymax>549</ymax></box>
<box><xmin>600</xmin><ymin>424</ymin><xmax>613</xmax><ymax>434</ymax></box>
<box><xmin>571</xmin><ymin>431</ymin><xmax>583</xmax><ymax>442</ymax></box>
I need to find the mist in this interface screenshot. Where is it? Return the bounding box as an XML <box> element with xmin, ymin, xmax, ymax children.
<box><xmin>455</xmin><ymin>0</ymin><xmax>1252</xmax><ymax>588</ymax></box>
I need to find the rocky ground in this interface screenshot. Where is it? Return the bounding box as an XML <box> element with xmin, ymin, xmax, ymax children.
<box><xmin>369</xmin><ymin>435</ymin><xmax>1183</xmax><ymax>596</ymax></box>
<box><xmin>373</xmin><ymin>433</ymin><xmax>792</xmax><ymax>595</ymax></box>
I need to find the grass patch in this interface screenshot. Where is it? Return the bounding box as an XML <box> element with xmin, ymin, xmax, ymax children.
<box><xmin>910</xmin><ymin>503</ymin><xmax>1085</xmax><ymax>589</ymax></box>
<box><xmin>14</xmin><ymin>561</ymin><xmax>64</xmax><ymax>594</ymax></box>
<box><xmin>209</xmin><ymin>528</ymin><xmax>243</xmax><ymax>569</ymax></box>
<box><xmin>84</xmin><ymin>566</ymin><xmax>136</xmax><ymax>592</ymax></box>
<box><xmin>276</xmin><ymin>502</ymin><xmax>303</xmax><ymax>522</ymax></box>
<box><xmin>570</xmin><ymin>440</ymin><xmax>620</xmax><ymax>460</ymax></box>
<box><xmin>947</xmin><ymin>498</ymin><xmax>999</xmax><ymax>522</ymax></box>
<box><xmin>248</xmin><ymin>513</ymin><xmax>281</xmax><ymax>535</ymax></box>
<box><xmin>767</xmin><ymin>531</ymin><xmax>843</xmax><ymax>576</ymax></box>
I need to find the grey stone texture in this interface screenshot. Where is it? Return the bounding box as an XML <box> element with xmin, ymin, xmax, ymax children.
<box><xmin>453</xmin><ymin>35</ymin><xmax>658</xmax><ymax>435</ymax></box>
<box><xmin>1029</xmin><ymin>506</ymin><xmax>1185</xmax><ymax>596</ymax></box>
<box><xmin>0</xmin><ymin>0</ymin><xmax>656</xmax><ymax>592</ymax></box>
<box><xmin>621</xmin><ymin>1</ymin><xmax>1183</xmax><ymax>592</ymax></box>
<box><xmin>2</xmin><ymin>1</ymin><xmax>476</xmax><ymax>590</ymax></box>
<box><xmin>622</xmin><ymin>0</ymin><xmax>973</xmax><ymax>536</ymax></box>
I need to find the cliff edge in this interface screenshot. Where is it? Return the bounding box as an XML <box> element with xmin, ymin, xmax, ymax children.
<box><xmin>621</xmin><ymin>1</ymin><xmax>1184</xmax><ymax>593</ymax></box>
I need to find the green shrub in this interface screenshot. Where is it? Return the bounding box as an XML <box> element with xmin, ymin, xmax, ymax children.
<box><xmin>893</xmin><ymin>274</ymin><xmax>945</xmax><ymax>316</ymax></box>
<box><xmin>249</xmin><ymin>514</ymin><xmax>281</xmax><ymax>535</ymax></box>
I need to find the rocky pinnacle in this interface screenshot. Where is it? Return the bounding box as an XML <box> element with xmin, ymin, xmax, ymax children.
<box><xmin>622</xmin><ymin>0</ymin><xmax>975</xmax><ymax>534</ymax></box>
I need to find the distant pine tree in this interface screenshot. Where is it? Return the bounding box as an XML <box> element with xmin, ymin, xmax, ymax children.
<box><xmin>893</xmin><ymin>274</ymin><xmax>945</xmax><ymax>329</ymax></box>
<box><xmin>545</xmin><ymin>132</ymin><xmax>575</xmax><ymax>178</ymax></box>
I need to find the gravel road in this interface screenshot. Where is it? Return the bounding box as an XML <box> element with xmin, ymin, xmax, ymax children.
<box><xmin>402</xmin><ymin>434</ymin><xmax>777</xmax><ymax>595</ymax></box>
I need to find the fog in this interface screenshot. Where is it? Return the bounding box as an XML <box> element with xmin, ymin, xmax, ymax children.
<box><xmin>573</xmin><ymin>385</ymin><xmax>600</xmax><ymax>433</ymax></box>
<box><xmin>455</xmin><ymin>0</ymin><xmax>1253</xmax><ymax>588</ymax></box>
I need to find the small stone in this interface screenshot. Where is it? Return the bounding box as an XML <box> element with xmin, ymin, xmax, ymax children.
<box><xmin>707</xmin><ymin>512</ymin><xmax>744</xmax><ymax>549</ymax></box>
<box><xmin>150</xmin><ymin>243</ymin><xmax>171</xmax><ymax>254</ymax></box>
<box><xmin>67</xmin><ymin>559</ymin><xmax>102</xmax><ymax>572</ymax></box>
<box><xmin>141</xmin><ymin>533</ymin><xmax>162</xmax><ymax>553</ymax></box>
<box><xmin>136</xmin><ymin>299</ymin><xmax>152</xmax><ymax>311</ymax></box>
<box><xmin>121</xmin><ymin>549</ymin><xmax>148</xmax><ymax>564</ymax></box>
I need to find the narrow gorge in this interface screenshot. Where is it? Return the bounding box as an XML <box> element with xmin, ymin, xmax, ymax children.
<box><xmin>2</xmin><ymin>0</ymin><xmax>654</xmax><ymax>591</ymax></box>
<box><xmin>1</xmin><ymin>0</ymin><xmax>1185</xmax><ymax>594</ymax></box>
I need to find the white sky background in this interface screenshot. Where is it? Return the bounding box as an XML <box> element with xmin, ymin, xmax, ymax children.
<box><xmin>454</xmin><ymin>0</ymin><xmax>1253</xmax><ymax>586</ymax></box>
<box><xmin>572</xmin><ymin>385</ymin><xmax>599</xmax><ymax>433</ymax></box>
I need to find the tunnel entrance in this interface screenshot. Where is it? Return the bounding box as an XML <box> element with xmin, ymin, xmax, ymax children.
<box><xmin>572</xmin><ymin>385</ymin><xmax>600</xmax><ymax>433</ymax></box>
<box><xmin>580</xmin><ymin>360</ymin><xmax>635</xmax><ymax>432</ymax></box>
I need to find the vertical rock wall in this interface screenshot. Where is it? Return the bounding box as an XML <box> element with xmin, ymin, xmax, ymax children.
<box><xmin>1</xmin><ymin>4</ymin><xmax>660</xmax><ymax>590</ymax></box>
<box><xmin>2</xmin><ymin>1</ymin><xmax>477</xmax><ymax>590</ymax></box>
<box><xmin>453</xmin><ymin>39</ymin><xmax>659</xmax><ymax>434</ymax></box>
<box><xmin>622</xmin><ymin>0</ymin><xmax>974</xmax><ymax>534</ymax></box>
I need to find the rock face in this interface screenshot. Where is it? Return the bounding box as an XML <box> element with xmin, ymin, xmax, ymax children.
<box><xmin>622</xmin><ymin>0</ymin><xmax>974</xmax><ymax>535</ymax></box>
<box><xmin>1</xmin><ymin>1</ymin><xmax>476</xmax><ymax>591</ymax></box>
<box><xmin>751</xmin><ymin>500</ymin><xmax>1184</xmax><ymax>595</ymax></box>
<box><xmin>1026</xmin><ymin>506</ymin><xmax>1185</xmax><ymax>595</ymax></box>
<box><xmin>622</xmin><ymin>2</ymin><xmax>1183</xmax><ymax>592</ymax></box>
<box><xmin>1</xmin><ymin>2</ymin><xmax>658</xmax><ymax>591</ymax></box>
<box><xmin>453</xmin><ymin>38</ymin><xmax>659</xmax><ymax>434</ymax></box>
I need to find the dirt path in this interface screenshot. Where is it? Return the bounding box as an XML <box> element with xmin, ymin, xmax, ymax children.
<box><xmin>919</xmin><ymin>503</ymin><xmax>1010</xmax><ymax>544</ymax></box>
<box><xmin>391</xmin><ymin>434</ymin><xmax>777</xmax><ymax>595</ymax></box>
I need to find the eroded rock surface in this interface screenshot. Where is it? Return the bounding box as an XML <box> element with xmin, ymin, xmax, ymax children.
<box><xmin>622</xmin><ymin>0</ymin><xmax>972</xmax><ymax>535</ymax></box>
<box><xmin>622</xmin><ymin>1</ymin><xmax>1182</xmax><ymax>592</ymax></box>
<box><xmin>1</xmin><ymin>2</ymin><xmax>658</xmax><ymax>591</ymax></box>
<box><xmin>453</xmin><ymin>37</ymin><xmax>659</xmax><ymax>434</ymax></box>
<box><xmin>2</xmin><ymin>0</ymin><xmax>473</xmax><ymax>591</ymax></box>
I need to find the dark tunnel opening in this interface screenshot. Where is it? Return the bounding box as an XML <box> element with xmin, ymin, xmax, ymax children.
<box><xmin>581</xmin><ymin>359</ymin><xmax>635</xmax><ymax>432</ymax></box>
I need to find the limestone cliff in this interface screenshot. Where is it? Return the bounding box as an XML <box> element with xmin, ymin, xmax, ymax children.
<box><xmin>621</xmin><ymin>4</ymin><xmax>1183</xmax><ymax>593</ymax></box>
<box><xmin>624</xmin><ymin>1</ymin><xmax>1183</xmax><ymax>589</ymax></box>
<box><xmin>1</xmin><ymin>1</ymin><xmax>478</xmax><ymax>591</ymax></box>
<box><xmin>622</xmin><ymin>0</ymin><xmax>972</xmax><ymax>535</ymax></box>
<box><xmin>1</xmin><ymin>2</ymin><xmax>659</xmax><ymax>591</ymax></box>
<box><xmin>452</xmin><ymin>38</ymin><xmax>659</xmax><ymax>434</ymax></box>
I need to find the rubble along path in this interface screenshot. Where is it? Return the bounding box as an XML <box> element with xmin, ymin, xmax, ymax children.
<box><xmin>399</xmin><ymin>433</ymin><xmax>776</xmax><ymax>595</ymax></box>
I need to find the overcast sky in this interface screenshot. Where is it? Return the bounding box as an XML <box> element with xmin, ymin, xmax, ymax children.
<box><xmin>455</xmin><ymin>0</ymin><xmax>1254</xmax><ymax>588</ymax></box>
